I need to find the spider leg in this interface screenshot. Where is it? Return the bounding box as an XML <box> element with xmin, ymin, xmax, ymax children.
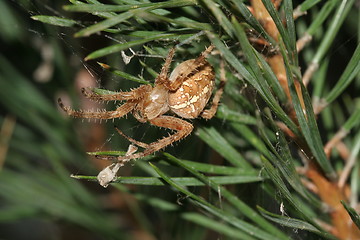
<box><xmin>115</xmin><ymin>127</ymin><xmax>149</xmax><ymax>149</ymax></box>
<box><xmin>97</xmin><ymin>116</ymin><xmax>193</xmax><ymax>161</ymax></box>
<box><xmin>154</xmin><ymin>47</ymin><xmax>176</xmax><ymax>84</ymax></box>
<box><xmin>81</xmin><ymin>85</ymin><xmax>151</xmax><ymax>101</ymax></box>
<box><xmin>194</xmin><ymin>44</ymin><xmax>215</xmax><ymax>68</ymax></box>
<box><xmin>201</xmin><ymin>81</ymin><xmax>225</xmax><ymax>119</ymax></box>
<box><xmin>58</xmin><ymin>99</ymin><xmax>136</xmax><ymax>119</ymax></box>
<box><xmin>201</xmin><ymin>60</ymin><xmax>226</xmax><ymax>119</ymax></box>
<box><xmin>165</xmin><ymin>45</ymin><xmax>215</xmax><ymax>91</ymax></box>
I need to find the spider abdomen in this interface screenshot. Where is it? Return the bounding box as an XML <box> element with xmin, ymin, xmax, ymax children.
<box><xmin>168</xmin><ymin>61</ymin><xmax>215</xmax><ymax>119</ymax></box>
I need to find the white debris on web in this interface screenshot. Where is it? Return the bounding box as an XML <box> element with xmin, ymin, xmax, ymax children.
<box><xmin>97</xmin><ymin>144</ymin><xmax>138</xmax><ymax>188</ymax></box>
<box><xmin>97</xmin><ymin>163</ymin><xmax>122</xmax><ymax>188</ymax></box>
<box><xmin>280</xmin><ymin>202</ymin><xmax>288</xmax><ymax>217</ymax></box>
<box><xmin>121</xmin><ymin>48</ymin><xmax>136</xmax><ymax>65</ymax></box>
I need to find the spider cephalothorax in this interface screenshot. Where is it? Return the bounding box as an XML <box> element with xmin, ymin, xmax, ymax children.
<box><xmin>58</xmin><ymin>45</ymin><xmax>225</xmax><ymax>163</ymax></box>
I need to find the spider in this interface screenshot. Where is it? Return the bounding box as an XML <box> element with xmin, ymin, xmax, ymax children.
<box><xmin>58</xmin><ymin>45</ymin><xmax>225</xmax><ymax>163</ymax></box>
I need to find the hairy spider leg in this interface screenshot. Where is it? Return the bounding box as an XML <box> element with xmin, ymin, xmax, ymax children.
<box><xmin>58</xmin><ymin>99</ymin><xmax>136</xmax><ymax>119</ymax></box>
<box><xmin>165</xmin><ymin>44</ymin><xmax>215</xmax><ymax>91</ymax></box>
<box><xmin>154</xmin><ymin>47</ymin><xmax>176</xmax><ymax>85</ymax></box>
<box><xmin>115</xmin><ymin>127</ymin><xmax>149</xmax><ymax>149</ymax></box>
<box><xmin>201</xmin><ymin>81</ymin><xmax>225</xmax><ymax>119</ymax></box>
<box><xmin>97</xmin><ymin>115</ymin><xmax>193</xmax><ymax>161</ymax></box>
<box><xmin>196</xmin><ymin>44</ymin><xmax>215</xmax><ymax>65</ymax></box>
<box><xmin>201</xmin><ymin>59</ymin><xmax>226</xmax><ymax>119</ymax></box>
<box><xmin>81</xmin><ymin>85</ymin><xmax>151</xmax><ymax>101</ymax></box>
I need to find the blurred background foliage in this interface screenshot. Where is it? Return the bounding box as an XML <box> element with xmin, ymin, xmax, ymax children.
<box><xmin>0</xmin><ymin>0</ymin><xmax>359</xmax><ymax>240</ymax></box>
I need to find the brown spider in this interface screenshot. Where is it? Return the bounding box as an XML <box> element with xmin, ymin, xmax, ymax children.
<box><xmin>58</xmin><ymin>45</ymin><xmax>225</xmax><ymax>163</ymax></box>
